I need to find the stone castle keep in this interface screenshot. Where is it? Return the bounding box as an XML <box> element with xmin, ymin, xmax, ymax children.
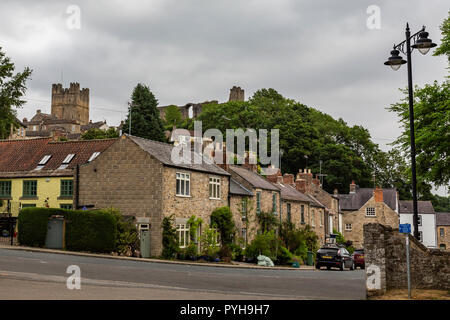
<box><xmin>51</xmin><ymin>83</ymin><xmax>90</xmax><ymax>125</ymax></box>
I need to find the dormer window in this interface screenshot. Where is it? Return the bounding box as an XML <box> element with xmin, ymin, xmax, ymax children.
<box><xmin>34</xmin><ymin>155</ymin><xmax>52</xmax><ymax>170</ymax></box>
<box><xmin>88</xmin><ymin>152</ymin><xmax>100</xmax><ymax>162</ymax></box>
<box><xmin>59</xmin><ymin>153</ymin><xmax>75</xmax><ymax>170</ymax></box>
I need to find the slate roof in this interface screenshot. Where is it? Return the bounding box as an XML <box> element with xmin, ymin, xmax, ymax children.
<box><xmin>337</xmin><ymin>188</ymin><xmax>397</xmax><ymax>211</ymax></box>
<box><xmin>228</xmin><ymin>165</ymin><xmax>279</xmax><ymax>191</ymax></box>
<box><xmin>0</xmin><ymin>137</ymin><xmax>116</xmax><ymax>176</ymax></box>
<box><xmin>436</xmin><ymin>212</ymin><xmax>450</xmax><ymax>226</ymax></box>
<box><xmin>230</xmin><ymin>178</ymin><xmax>253</xmax><ymax>196</ymax></box>
<box><xmin>273</xmin><ymin>182</ymin><xmax>311</xmax><ymax>203</ymax></box>
<box><xmin>81</xmin><ymin>121</ymin><xmax>107</xmax><ymax>131</ymax></box>
<box><xmin>307</xmin><ymin>194</ymin><xmax>326</xmax><ymax>208</ymax></box>
<box><xmin>398</xmin><ymin>200</ymin><xmax>435</xmax><ymax>214</ymax></box>
<box><xmin>127</xmin><ymin>135</ymin><xmax>229</xmax><ymax>176</ymax></box>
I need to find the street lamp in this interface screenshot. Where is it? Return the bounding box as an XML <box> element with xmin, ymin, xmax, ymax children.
<box><xmin>384</xmin><ymin>23</ymin><xmax>437</xmax><ymax>240</ymax></box>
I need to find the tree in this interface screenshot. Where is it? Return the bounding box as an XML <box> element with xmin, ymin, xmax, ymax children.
<box><xmin>81</xmin><ymin>127</ymin><xmax>119</xmax><ymax>140</ymax></box>
<box><xmin>0</xmin><ymin>47</ymin><xmax>32</xmax><ymax>139</ymax></box>
<box><xmin>123</xmin><ymin>83</ymin><xmax>166</xmax><ymax>142</ymax></box>
<box><xmin>164</xmin><ymin>105</ymin><xmax>183</xmax><ymax>129</ymax></box>
<box><xmin>387</xmin><ymin>81</ymin><xmax>450</xmax><ymax>188</ymax></box>
<box><xmin>210</xmin><ymin>206</ymin><xmax>235</xmax><ymax>247</ymax></box>
<box><xmin>434</xmin><ymin>11</ymin><xmax>450</xmax><ymax>66</ymax></box>
<box><xmin>161</xmin><ymin>215</ymin><xmax>179</xmax><ymax>259</ymax></box>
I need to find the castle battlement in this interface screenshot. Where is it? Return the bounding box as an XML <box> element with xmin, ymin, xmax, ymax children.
<box><xmin>51</xmin><ymin>82</ymin><xmax>90</xmax><ymax>125</ymax></box>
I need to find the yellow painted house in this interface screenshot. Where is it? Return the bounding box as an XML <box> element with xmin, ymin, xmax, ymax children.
<box><xmin>0</xmin><ymin>137</ymin><xmax>116</xmax><ymax>216</ymax></box>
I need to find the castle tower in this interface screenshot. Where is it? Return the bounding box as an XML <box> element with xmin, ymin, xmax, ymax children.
<box><xmin>228</xmin><ymin>86</ymin><xmax>244</xmax><ymax>102</ymax></box>
<box><xmin>51</xmin><ymin>82</ymin><xmax>89</xmax><ymax>125</ymax></box>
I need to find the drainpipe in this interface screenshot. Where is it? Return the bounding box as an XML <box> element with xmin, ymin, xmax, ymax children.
<box><xmin>75</xmin><ymin>164</ymin><xmax>80</xmax><ymax>209</ymax></box>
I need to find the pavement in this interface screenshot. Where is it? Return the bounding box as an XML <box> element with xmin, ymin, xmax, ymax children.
<box><xmin>0</xmin><ymin>245</ymin><xmax>367</xmax><ymax>300</ymax></box>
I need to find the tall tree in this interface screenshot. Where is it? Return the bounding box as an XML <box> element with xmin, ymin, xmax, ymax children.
<box><xmin>388</xmin><ymin>81</ymin><xmax>450</xmax><ymax>188</ymax></box>
<box><xmin>81</xmin><ymin>127</ymin><xmax>119</xmax><ymax>140</ymax></box>
<box><xmin>434</xmin><ymin>11</ymin><xmax>450</xmax><ymax>66</ymax></box>
<box><xmin>0</xmin><ymin>47</ymin><xmax>32</xmax><ymax>139</ymax></box>
<box><xmin>163</xmin><ymin>104</ymin><xmax>183</xmax><ymax>130</ymax></box>
<box><xmin>123</xmin><ymin>83</ymin><xmax>166</xmax><ymax>142</ymax></box>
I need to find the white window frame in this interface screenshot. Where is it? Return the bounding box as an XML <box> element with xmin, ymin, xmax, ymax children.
<box><xmin>417</xmin><ymin>215</ymin><xmax>422</xmax><ymax>226</ymax></box>
<box><xmin>440</xmin><ymin>228</ymin><xmax>445</xmax><ymax>237</ymax></box>
<box><xmin>311</xmin><ymin>209</ymin><xmax>315</xmax><ymax>227</ymax></box>
<box><xmin>176</xmin><ymin>172</ymin><xmax>190</xmax><ymax>197</ymax></box>
<box><xmin>366</xmin><ymin>207</ymin><xmax>376</xmax><ymax>217</ymax></box>
<box><xmin>209</xmin><ymin>176</ymin><xmax>221</xmax><ymax>200</ymax></box>
<box><xmin>345</xmin><ymin>223</ymin><xmax>352</xmax><ymax>231</ymax></box>
<box><xmin>418</xmin><ymin>231</ymin><xmax>423</xmax><ymax>242</ymax></box>
<box><xmin>320</xmin><ymin>211</ymin><xmax>323</xmax><ymax>226</ymax></box>
<box><xmin>176</xmin><ymin>223</ymin><xmax>190</xmax><ymax>248</ymax></box>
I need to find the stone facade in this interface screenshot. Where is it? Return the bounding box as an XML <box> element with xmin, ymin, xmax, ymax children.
<box><xmin>364</xmin><ymin>223</ymin><xmax>450</xmax><ymax>297</ymax></box>
<box><xmin>78</xmin><ymin>135</ymin><xmax>230</xmax><ymax>256</ymax></box>
<box><xmin>51</xmin><ymin>83</ymin><xmax>89</xmax><ymax>125</ymax></box>
<box><xmin>343</xmin><ymin>193</ymin><xmax>399</xmax><ymax>248</ymax></box>
<box><xmin>437</xmin><ymin>225</ymin><xmax>450</xmax><ymax>251</ymax></box>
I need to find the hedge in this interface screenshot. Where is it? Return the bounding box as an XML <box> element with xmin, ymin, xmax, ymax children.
<box><xmin>18</xmin><ymin>207</ymin><xmax>118</xmax><ymax>253</ymax></box>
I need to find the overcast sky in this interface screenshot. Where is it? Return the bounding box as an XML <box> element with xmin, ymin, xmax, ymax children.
<box><xmin>1</xmin><ymin>0</ymin><xmax>448</xmax><ymax>194</ymax></box>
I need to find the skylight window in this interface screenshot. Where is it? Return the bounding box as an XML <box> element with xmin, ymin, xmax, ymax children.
<box><xmin>63</xmin><ymin>154</ymin><xmax>75</xmax><ymax>164</ymax></box>
<box><xmin>88</xmin><ymin>152</ymin><xmax>101</xmax><ymax>162</ymax></box>
<box><xmin>34</xmin><ymin>155</ymin><xmax>52</xmax><ymax>170</ymax></box>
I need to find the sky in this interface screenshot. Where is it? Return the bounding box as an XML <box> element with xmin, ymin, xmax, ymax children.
<box><xmin>1</xmin><ymin>0</ymin><xmax>448</xmax><ymax>194</ymax></box>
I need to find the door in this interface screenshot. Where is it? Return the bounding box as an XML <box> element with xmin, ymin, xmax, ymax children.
<box><xmin>45</xmin><ymin>217</ymin><xmax>64</xmax><ymax>249</ymax></box>
<box><xmin>140</xmin><ymin>229</ymin><xmax>151</xmax><ymax>258</ymax></box>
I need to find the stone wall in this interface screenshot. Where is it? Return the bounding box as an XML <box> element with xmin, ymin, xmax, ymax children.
<box><xmin>364</xmin><ymin>223</ymin><xmax>450</xmax><ymax>297</ymax></box>
<box><xmin>437</xmin><ymin>225</ymin><xmax>450</xmax><ymax>251</ymax></box>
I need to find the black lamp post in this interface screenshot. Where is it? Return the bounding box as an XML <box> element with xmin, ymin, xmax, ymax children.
<box><xmin>384</xmin><ymin>23</ymin><xmax>436</xmax><ymax>240</ymax></box>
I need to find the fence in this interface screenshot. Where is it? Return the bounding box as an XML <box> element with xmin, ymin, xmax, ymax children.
<box><xmin>0</xmin><ymin>217</ymin><xmax>18</xmax><ymax>246</ymax></box>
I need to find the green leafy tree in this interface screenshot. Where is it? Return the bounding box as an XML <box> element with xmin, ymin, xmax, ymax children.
<box><xmin>210</xmin><ymin>206</ymin><xmax>235</xmax><ymax>246</ymax></box>
<box><xmin>164</xmin><ymin>105</ymin><xmax>183</xmax><ymax>129</ymax></box>
<box><xmin>81</xmin><ymin>127</ymin><xmax>119</xmax><ymax>140</ymax></box>
<box><xmin>431</xmin><ymin>194</ymin><xmax>450</xmax><ymax>212</ymax></box>
<box><xmin>387</xmin><ymin>81</ymin><xmax>450</xmax><ymax>188</ymax></box>
<box><xmin>161</xmin><ymin>215</ymin><xmax>179</xmax><ymax>259</ymax></box>
<box><xmin>434</xmin><ymin>11</ymin><xmax>450</xmax><ymax>66</ymax></box>
<box><xmin>0</xmin><ymin>47</ymin><xmax>32</xmax><ymax>139</ymax></box>
<box><xmin>123</xmin><ymin>83</ymin><xmax>166</xmax><ymax>142</ymax></box>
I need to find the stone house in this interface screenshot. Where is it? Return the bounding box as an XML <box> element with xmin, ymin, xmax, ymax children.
<box><xmin>226</xmin><ymin>165</ymin><xmax>281</xmax><ymax>244</ymax></box>
<box><xmin>77</xmin><ymin>134</ymin><xmax>230</xmax><ymax>257</ymax></box>
<box><xmin>436</xmin><ymin>212</ymin><xmax>450</xmax><ymax>251</ymax></box>
<box><xmin>337</xmin><ymin>182</ymin><xmax>399</xmax><ymax>248</ymax></box>
<box><xmin>293</xmin><ymin>169</ymin><xmax>341</xmax><ymax>241</ymax></box>
<box><xmin>399</xmin><ymin>200</ymin><xmax>437</xmax><ymax>248</ymax></box>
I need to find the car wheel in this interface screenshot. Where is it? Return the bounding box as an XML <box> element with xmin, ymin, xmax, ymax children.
<box><xmin>315</xmin><ymin>264</ymin><xmax>320</xmax><ymax>270</ymax></box>
<box><xmin>326</xmin><ymin>266</ymin><xmax>331</xmax><ymax>270</ymax></box>
<box><xmin>340</xmin><ymin>261</ymin><xmax>345</xmax><ymax>271</ymax></box>
<box><xmin>361</xmin><ymin>265</ymin><xmax>365</xmax><ymax>270</ymax></box>
<box><xmin>350</xmin><ymin>262</ymin><xmax>355</xmax><ymax>271</ymax></box>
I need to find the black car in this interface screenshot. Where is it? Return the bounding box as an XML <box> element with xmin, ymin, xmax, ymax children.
<box><xmin>315</xmin><ymin>245</ymin><xmax>354</xmax><ymax>271</ymax></box>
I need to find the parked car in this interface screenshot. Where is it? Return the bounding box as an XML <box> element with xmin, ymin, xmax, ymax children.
<box><xmin>315</xmin><ymin>245</ymin><xmax>354</xmax><ymax>271</ymax></box>
<box><xmin>352</xmin><ymin>248</ymin><xmax>365</xmax><ymax>269</ymax></box>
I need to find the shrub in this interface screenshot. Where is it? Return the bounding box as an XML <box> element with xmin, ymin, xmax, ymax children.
<box><xmin>210</xmin><ymin>206</ymin><xmax>235</xmax><ymax>246</ymax></box>
<box><xmin>111</xmin><ymin>211</ymin><xmax>139</xmax><ymax>256</ymax></box>
<box><xmin>162</xmin><ymin>215</ymin><xmax>179</xmax><ymax>259</ymax></box>
<box><xmin>218</xmin><ymin>245</ymin><xmax>232</xmax><ymax>262</ymax></box>
<box><xmin>244</xmin><ymin>230</ymin><xmax>281</xmax><ymax>261</ymax></box>
<box><xmin>200</xmin><ymin>227</ymin><xmax>220</xmax><ymax>258</ymax></box>
<box><xmin>257</xmin><ymin>211</ymin><xmax>279</xmax><ymax>233</ymax></box>
<box><xmin>230</xmin><ymin>243</ymin><xmax>244</xmax><ymax>261</ymax></box>
<box><xmin>185</xmin><ymin>242</ymin><xmax>198</xmax><ymax>258</ymax></box>
<box><xmin>17</xmin><ymin>207</ymin><xmax>118</xmax><ymax>253</ymax></box>
<box><xmin>276</xmin><ymin>246</ymin><xmax>293</xmax><ymax>265</ymax></box>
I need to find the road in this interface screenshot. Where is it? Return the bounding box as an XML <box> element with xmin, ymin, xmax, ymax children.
<box><xmin>0</xmin><ymin>248</ymin><xmax>366</xmax><ymax>300</ymax></box>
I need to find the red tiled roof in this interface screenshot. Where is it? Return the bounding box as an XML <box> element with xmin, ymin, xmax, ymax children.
<box><xmin>0</xmin><ymin>137</ymin><xmax>117</xmax><ymax>173</ymax></box>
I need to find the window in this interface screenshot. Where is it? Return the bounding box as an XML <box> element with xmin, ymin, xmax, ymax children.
<box><xmin>345</xmin><ymin>223</ymin><xmax>352</xmax><ymax>231</ymax></box>
<box><xmin>60</xmin><ymin>204</ymin><xmax>73</xmax><ymax>210</ymax></box>
<box><xmin>0</xmin><ymin>181</ymin><xmax>12</xmax><ymax>197</ymax></box>
<box><xmin>311</xmin><ymin>210</ymin><xmax>315</xmax><ymax>227</ymax></box>
<box><xmin>176</xmin><ymin>172</ymin><xmax>190</xmax><ymax>196</ymax></box>
<box><xmin>242</xmin><ymin>228</ymin><xmax>247</xmax><ymax>244</ymax></box>
<box><xmin>301</xmin><ymin>205</ymin><xmax>305</xmax><ymax>224</ymax></box>
<box><xmin>241</xmin><ymin>199</ymin><xmax>247</xmax><ymax>219</ymax></box>
<box><xmin>59</xmin><ymin>154</ymin><xmax>75</xmax><ymax>169</ymax></box>
<box><xmin>22</xmin><ymin>203</ymin><xmax>36</xmax><ymax>208</ymax></box>
<box><xmin>88</xmin><ymin>152</ymin><xmax>100</xmax><ymax>162</ymax></box>
<box><xmin>320</xmin><ymin>211</ymin><xmax>324</xmax><ymax>226</ymax></box>
<box><xmin>209</xmin><ymin>177</ymin><xmax>220</xmax><ymax>199</ymax></box>
<box><xmin>287</xmin><ymin>203</ymin><xmax>291</xmax><ymax>223</ymax></box>
<box><xmin>440</xmin><ymin>228</ymin><xmax>445</xmax><ymax>237</ymax></box>
<box><xmin>366</xmin><ymin>207</ymin><xmax>376</xmax><ymax>217</ymax></box>
<box><xmin>60</xmin><ymin>180</ymin><xmax>73</xmax><ymax>197</ymax></box>
<box><xmin>417</xmin><ymin>215</ymin><xmax>422</xmax><ymax>226</ymax></box>
<box><xmin>35</xmin><ymin>155</ymin><xmax>52</xmax><ymax>170</ymax></box>
<box><xmin>23</xmin><ymin>180</ymin><xmax>37</xmax><ymax>197</ymax></box>
<box><xmin>256</xmin><ymin>192</ymin><xmax>261</xmax><ymax>214</ymax></box>
<box><xmin>418</xmin><ymin>231</ymin><xmax>423</xmax><ymax>242</ymax></box>
<box><xmin>176</xmin><ymin>223</ymin><xmax>190</xmax><ymax>248</ymax></box>
<box><xmin>440</xmin><ymin>244</ymin><xmax>446</xmax><ymax>250</ymax></box>
<box><xmin>272</xmin><ymin>193</ymin><xmax>277</xmax><ymax>214</ymax></box>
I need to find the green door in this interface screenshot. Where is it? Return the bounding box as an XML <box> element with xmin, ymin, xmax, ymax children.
<box><xmin>140</xmin><ymin>229</ymin><xmax>151</xmax><ymax>258</ymax></box>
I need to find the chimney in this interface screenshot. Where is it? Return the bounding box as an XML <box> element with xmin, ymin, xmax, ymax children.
<box><xmin>333</xmin><ymin>188</ymin><xmax>338</xmax><ymax>195</ymax></box>
<box><xmin>266</xmin><ymin>168</ymin><xmax>281</xmax><ymax>183</ymax></box>
<box><xmin>295</xmin><ymin>178</ymin><xmax>307</xmax><ymax>194</ymax></box>
<box><xmin>296</xmin><ymin>168</ymin><xmax>313</xmax><ymax>189</ymax></box>
<box><xmin>312</xmin><ymin>174</ymin><xmax>321</xmax><ymax>187</ymax></box>
<box><xmin>214</xmin><ymin>145</ymin><xmax>229</xmax><ymax>171</ymax></box>
<box><xmin>349</xmin><ymin>180</ymin><xmax>356</xmax><ymax>194</ymax></box>
<box><xmin>283</xmin><ymin>174</ymin><xmax>294</xmax><ymax>186</ymax></box>
<box><xmin>374</xmin><ymin>186</ymin><xmax>383</xmax><ymax>203</ymax></box>
<box><xmin>242</xmin><ymin>151</ymin><xmax>257</xmax><ymax>172</ymax></box>
<box><xmin>277</xmin><ymin>176</ymin><xmax>283</xmax><ymax>184</ymax></box>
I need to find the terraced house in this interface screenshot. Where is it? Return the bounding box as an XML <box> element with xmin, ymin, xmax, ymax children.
<box><xmin>77</xmin><ymin>134</ymin><xmax>230</xmax><ymax>257</ymax></box>
<box><xmin>0</xmin><ymin>137</ymin><xmax>116</xmax><ymax>216</ymax></box>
